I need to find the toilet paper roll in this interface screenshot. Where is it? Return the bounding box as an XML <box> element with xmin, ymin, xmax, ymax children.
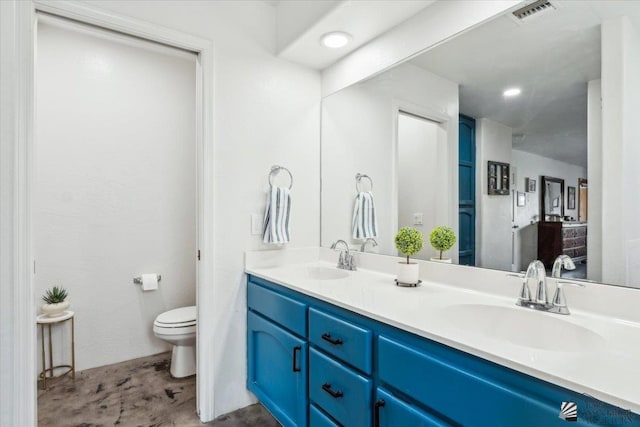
<box><xmin>141</xmin><ymin>274</ymin><xmax>159</xmax><ymax>291</ymax></box>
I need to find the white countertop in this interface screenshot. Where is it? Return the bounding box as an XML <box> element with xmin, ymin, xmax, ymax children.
<box><xmin>245</xmin><ymin>248</ymin><xmax>640</xmax><ymax>414</ymax></box>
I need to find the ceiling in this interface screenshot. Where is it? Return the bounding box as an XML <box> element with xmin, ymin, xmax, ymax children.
<box><xmin>273</xmin><ymin>0</ymin><xmax>435</xmax><ymax>70</ymax></box>
<box><xmin>409</xmin><ymin>0</ymin><xmax>634</xmax><ymax>168</ymax></box>
<box><xmin>409</xmin><ymin>1</ymin><xmax>640</xmax><ymax>168</ymax></box>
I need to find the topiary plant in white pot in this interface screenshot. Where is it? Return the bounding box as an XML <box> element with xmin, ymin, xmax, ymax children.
<box><xmin>394</xmin><ymin>227</ymin><xmax>424</xmax><ymax>285</ymax></box>
<box><xmin>429</xmin><ymin>226</ymin><xmax>456</xmax><ymax>263</ymax></box>
<box><xmin>41</xmin><ymin>286</ymin><xmax>70</xmax><ymax>317</ymax></box>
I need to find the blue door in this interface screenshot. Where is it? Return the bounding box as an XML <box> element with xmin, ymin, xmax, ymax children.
<box><xmin>247</xmin><ymin>311</ymin><xmax>308</xmax><ymax>427</ymax></box>
<box><xmin>459</xmin><ymin>115</ymin><xmax>476</xmax><ymax>266</ymax></box>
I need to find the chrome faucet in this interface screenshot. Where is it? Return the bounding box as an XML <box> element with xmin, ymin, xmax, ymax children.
<box><xmin>551</xmin><ymin>255</ymin><xmax>576</xmax><ymax>278</ymax></box>
<box><xmin>360</xmin><ymin>238</ymin><xmax>378</xmax><ymax>252</ymax></box>
<box><xmin>330</xmin><ymin>240</ymin><xmax>356</xmax><ymax>271</ymax></box>
<box><xmin>519</xmin><ymin>260</ymin><xmax>548</xmax><ymax>305</ymax></box>
<box><xmin>509</xmin><ymin>260</ymin><xmax>583</xmax><ymax>315</ymax></box>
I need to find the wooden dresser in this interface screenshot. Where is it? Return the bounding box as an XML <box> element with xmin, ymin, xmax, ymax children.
<box><xmin>537</xmin><ymin>222</ymin><xmax>587</xmax><ymax>269</ymax></box>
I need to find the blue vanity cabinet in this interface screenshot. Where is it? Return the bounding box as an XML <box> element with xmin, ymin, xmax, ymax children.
<box><xmin>246</xmin><ymin>275</ymin><xmax>640</xmax><ymax>427</ymax></box>
<box><xmin>247</xmin><ymin>279</ymin><xmax>309</xmax><ymax>427</ymax></box>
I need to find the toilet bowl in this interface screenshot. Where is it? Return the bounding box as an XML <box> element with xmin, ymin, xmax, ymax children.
<box><xmin>153</xmin><ymin>305</ymin><xmax>196</xmax><ymax>378</ymax></box>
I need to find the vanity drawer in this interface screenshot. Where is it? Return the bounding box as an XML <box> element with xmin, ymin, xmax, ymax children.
<box><xmin>310</xmin><ymin>404</ymin><xmax>339</xmax><ymax>427</ymax></box>
<box><xmin>309</xmin><ymin>308</ymin><xmax>372</xmax><ymax>374</ymax></box>
<box><xmin>309</xmin><ymin>348</ymin><xmax>372</xmax><ymax>426</ymax></box>
<box><xmin>247</xmin><ymin>280</ymin><xmax>307</xmax><ymax>337</ymax></box>
<box><xmin>378</xmin><ymin>335</ymin><xmax>567</xmax><ymax>426</ymax></box>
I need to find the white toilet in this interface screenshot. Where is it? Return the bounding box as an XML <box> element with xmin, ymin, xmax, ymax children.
<box><xmin>153</xmin><ymin>305</ymin><xmax>196</xmax><ymax>378</ymax></box>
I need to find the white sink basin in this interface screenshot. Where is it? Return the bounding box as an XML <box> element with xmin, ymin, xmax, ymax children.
<box><xmin>442</xmin><ymin>304</ymin><xmax>605</xmax><ymax>352</ymax></box>
<box><xmin>304</xmin><ymin>266</ymin><xmax>349</xmax><ymax>280</ymax></box>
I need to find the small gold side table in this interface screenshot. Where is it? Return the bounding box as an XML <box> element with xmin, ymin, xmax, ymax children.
<box><xmin>37</xmin><ymin>310</ymin><xmax>75</xmax><ymax>389</ymax></box>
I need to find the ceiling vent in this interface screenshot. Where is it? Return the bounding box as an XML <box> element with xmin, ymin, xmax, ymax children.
<box><xmin>512</xmin><ymin>0</ymin><xmax>556</xmax><ymax>22</ymax></box>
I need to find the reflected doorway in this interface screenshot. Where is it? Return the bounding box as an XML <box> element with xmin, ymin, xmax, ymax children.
<box><xmin>578</xmin><ymin>178</ymin><xmax>588</xmax><ymax>222</ymax></box>
<box><xmin>397</xmin><ymin>112</ymin><xmax>443</xmax><ymax>260</ymax></box>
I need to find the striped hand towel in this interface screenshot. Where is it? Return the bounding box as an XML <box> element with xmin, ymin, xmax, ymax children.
<box><xmin>352</xmin><ymin>191</ymin><xmax>378</xmax><ymax>240</ymax></box>
<box><xmin>262</xmin><ymin>186</ymin><xmax>291</xmax><ymax>244</ymax></box>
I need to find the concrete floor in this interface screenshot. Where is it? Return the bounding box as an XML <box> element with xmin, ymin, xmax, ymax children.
<box><xmin>37</xmin><ymin>352</ymin><xmax>279</xmax><ymax>426</ymax></box>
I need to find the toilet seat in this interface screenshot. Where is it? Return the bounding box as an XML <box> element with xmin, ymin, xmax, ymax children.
<box><xmin>154</xmin><ymin>306</ymin><xmax>196</xmax><ymax>328</ymax></box>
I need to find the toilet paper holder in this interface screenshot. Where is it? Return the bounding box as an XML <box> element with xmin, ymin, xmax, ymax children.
<box><xmin>133</xmin><ymin>275</ymin><xmax>162</xmax><ymax>285</ymax></box>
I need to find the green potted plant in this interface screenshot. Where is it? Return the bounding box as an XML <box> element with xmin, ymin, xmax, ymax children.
<box><xmin>394</xmin><ymin>227</ymin><xmax>424</xmax><ymax>284</ymax></box>
<box><xmin>429</xmin><ymin>226</ymin><xmax>456</xmax><ymax>263</ymax></box>
<box><xmin>41</xmin><ymin>286</ymin><xmax>70</xmax><ymax>317</ymax></box>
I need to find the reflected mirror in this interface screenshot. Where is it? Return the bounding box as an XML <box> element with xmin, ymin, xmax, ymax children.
<box><xmin>541</xmin><ymin>176</ymin><xmax>564</xmax><ymax>219</ymax></box>
<box><xmin>321</xmin><ymin>1</ymin><xmax>640</xmax><ymax>288</ymax></box>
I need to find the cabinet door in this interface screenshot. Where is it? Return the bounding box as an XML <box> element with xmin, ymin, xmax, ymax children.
<box><xmin>247</xmin><ymin>311</ymin><xmax>307</xmax><ymax>427</ymax></box>
<box><xmin>374</xmin><ymin>388</ymin><xmax>450</xmax><ymax>427</ymax></box>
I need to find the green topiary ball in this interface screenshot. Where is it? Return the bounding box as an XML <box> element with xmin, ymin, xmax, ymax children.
<box><xmin>429</xmin><ymin>226</ymin><xmax>456</xmax><ymax>258</ymax></box>
<box><xmin>394</xmin><ymin>227</ymin><xmax>424</xmax><ymax>259</ymax></box>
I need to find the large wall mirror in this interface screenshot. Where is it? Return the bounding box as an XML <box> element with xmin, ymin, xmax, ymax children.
<box><xmin>321</xmin><ymin>1</ymin><xmax>640</xmax><ymax>288</ymax></box>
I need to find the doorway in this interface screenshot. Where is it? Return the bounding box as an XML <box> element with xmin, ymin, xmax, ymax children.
<box><xmin>2</xmin><ymin>2</ymin><xmax>214</xmax><ymax>424</ymax></box>
<box><xmin>35</xmin><ymin>13</ymin><xmax>198</xmax><ymax>418</ymax></box>
<box><xmin>578</xmin><ymin>178</ymin><xmax>588</xmax><ymax>221</ymax></box>
<box><xmin>396</xmin><ymin>111</ymin><xmax>444</xmax><ymax>260</ymax></box>
<box><xmin>458</xmin><ymin>115</ymin><xmax>476</xmax><ymax>266</ymax></box>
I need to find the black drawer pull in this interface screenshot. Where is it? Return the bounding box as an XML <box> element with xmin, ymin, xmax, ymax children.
<box><xmin>321</xmin><ymin>333</ymin><xmax>343</xmax><ymax>345</ymax></box>
<box><xmin>374</xmin><ymin>399</ymin><xmax>386</xmax><ymax>427</ymax></box>
<box><xmin>292</xmin><ymin>345</ymin><xmax>301</xmax><ymax>372</ymax></box>
<box><xmin>321</xmin><ymin>383</ymin><xmax>343</xmax><ymax>398</ymax></box>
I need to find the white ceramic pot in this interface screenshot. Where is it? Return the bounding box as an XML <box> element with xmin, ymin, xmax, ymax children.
<box><xmin>41</xmin><ymin>301</ymin><xmax>70</xmax><ymax>317</ymax></box>
<box><xmin>397</xmin><ymin>262</ymin><xmax>420</xmax><ymax>285</ymax></box>
<box><xmin>430</xmin><ymin>257</ymin><xmax>452</xmax><ymax>264</ymax></box>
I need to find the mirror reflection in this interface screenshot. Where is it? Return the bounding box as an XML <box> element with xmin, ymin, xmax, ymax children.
<box><xmin>542</xmin><ymin>176</ymin><xmax>565</xmax><ymax>219</ymax></box>
<box><xmin>321</xmin><ymin>1</ymin><xmax>640</xmax><ymax>288</ymax></box>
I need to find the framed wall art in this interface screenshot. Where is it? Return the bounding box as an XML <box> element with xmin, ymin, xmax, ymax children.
<box><xmin>488</xmin><ymin>161</ymin><xmax>510</xmax><ymax>195</ymax></box>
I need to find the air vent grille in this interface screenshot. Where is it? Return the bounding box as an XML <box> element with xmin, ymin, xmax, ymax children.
<box><xmin>512</xmin><ymin>0</ymin><xmax>555</xmax><ymax>21</ymax></box>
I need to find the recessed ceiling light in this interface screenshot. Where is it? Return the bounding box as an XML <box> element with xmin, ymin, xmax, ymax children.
<box><xmin>320</xmin><ymin>31</ymin><xmax>352</xmax><ymax>49</ymax></box>
<box><xmin>503</xmin><ymin>87</ymin><xmax>522</xmax><ymax>97</ymax></box>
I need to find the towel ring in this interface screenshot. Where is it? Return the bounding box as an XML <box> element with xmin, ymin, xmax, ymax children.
<box><xmin>355</xmin><ymin>173</ymin><xmax>373</xmax><ymax>192</ymax></box>
<box><xmin>269</xmin><ymin>165</ymin><xmax>293</xmax><ymax>190</ymax></box>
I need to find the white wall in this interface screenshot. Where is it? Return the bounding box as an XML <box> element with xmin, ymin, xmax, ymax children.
<box><xmin>397</xmin><ymin>114</ymin><xmax>444</xmax><ymax>260</ymax></box>
<box><xmin>321</xmin><ymin>62</ymin><xmax>458</xmax><ymax>257</ymax></box>
<box><xmin>78</xmin><ymin>0</ymin><xmax>322</xmax><ymax>419</ymax></box>
<box><xmin>475</xmin><ymin>118</ymin><xmax>512</xmax><ymax>271</ymax></box>
<box><xmin>35</xmin><ymin>19</ymin><xmax>197</xmax><ymax>372</ymax></box>
<box><xmin>511</xmin><ymin>150</ymin><xmax>587</xmax><ymax>271</ymax></box>
<box><xmin>601</xmin><ymin>16</ymin><xmax>640</xmax><ymax>287</ymax></box>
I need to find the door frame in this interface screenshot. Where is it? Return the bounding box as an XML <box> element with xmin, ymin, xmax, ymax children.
<box><xmin>0</xmin><ymin>1</ymin><xmax>215</xmax><ymax>424</ymax></box>
<box><xmin>391</xmin><ymin>100</ymin><xmax>456</xmax><ymax>259</ymax></box>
